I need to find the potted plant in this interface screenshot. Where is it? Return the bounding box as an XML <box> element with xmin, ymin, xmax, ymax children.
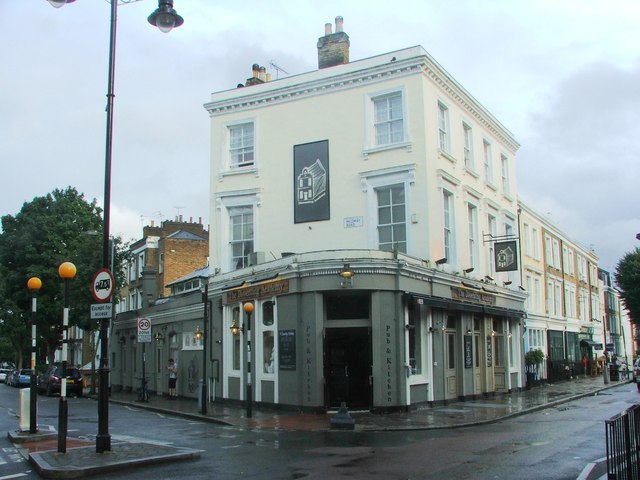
<box><xmin>525</xmin><ymin>349</ymin><xmax>545</xmax><ymax>388</ymax></box>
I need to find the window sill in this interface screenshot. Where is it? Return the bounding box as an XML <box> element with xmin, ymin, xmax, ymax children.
<box><xmin>438</xmin><ymin>148</ymin><xmax>456</xmax><ymax>164</ymax></box>
<box><xmin>464</xmin><ymin>167</ymin><xmax>479</xmax><ymax>179</ymax></box>
<box><xmin>363</xmin><ymin>141</ymin><xmax>412</xmax><ymax>158</ymax></box>
<box><xmin>502</xmin><ymin>192</ymin><xmax>514</xmax><ymax>202</ymax></box>
<box><xmin>485</xmin><ymin>181</ymin><xmax>497</xmax><ymax>191</ymax></box>
<box><xmin>219</xmin><ymin>166</ymin><xmax>258</xmax><ymax>180</ymax></box>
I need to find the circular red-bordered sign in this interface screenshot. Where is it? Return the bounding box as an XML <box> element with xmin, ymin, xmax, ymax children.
<box><xmin>91</xmin><ymin>269</ymin><xmax>114</xmax><ymax>303</ymax></box>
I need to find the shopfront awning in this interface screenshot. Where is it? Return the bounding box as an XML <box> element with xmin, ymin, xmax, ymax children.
<box><xmin>580</xmin><ymin>339</ymin><xmax>603</xmax><ymax>350</ymax></box>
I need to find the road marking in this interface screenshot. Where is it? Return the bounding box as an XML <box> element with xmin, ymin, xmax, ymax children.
<box><xmin>0</xmin><ymin>474</ymin><xmax>28</xmax><ymax>479</ymax></box>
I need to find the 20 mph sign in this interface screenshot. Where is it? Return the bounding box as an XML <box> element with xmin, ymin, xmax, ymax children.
<box><xmin>138</xmin><ymin>317</ymin><xmax>152</xmax><ymax>343</ymax></box>
<box><xmin>91</xmin><ymin>269</ymin><xmax>114</xmax><ymax>303</ymax></box>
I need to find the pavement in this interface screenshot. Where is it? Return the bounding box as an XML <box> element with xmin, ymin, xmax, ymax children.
<box><xmin>7</xmin><ymin>374</ymin><xmax>629</xmax><ymax>479</ymax></box>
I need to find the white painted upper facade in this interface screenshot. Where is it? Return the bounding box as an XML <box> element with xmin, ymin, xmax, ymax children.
<box><xmin>205</xmin><ymin>44</ymin><xmax>520</xmax><ymax>277</ymax></box>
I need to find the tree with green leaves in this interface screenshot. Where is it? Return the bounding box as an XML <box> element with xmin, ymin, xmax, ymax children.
<box><xmin>0</xmin><ymin>187</ymin><xmax>128</xmax><ymax>368</ymax></box>
<box><xmin>614</xmin><ymin>247</ymin><xmax>640</xmax><ymax>326</ymax></box>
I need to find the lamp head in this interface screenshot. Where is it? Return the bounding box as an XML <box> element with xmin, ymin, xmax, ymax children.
<box><xmin>243</xmin><ymin>302</ymin><xmax>254</xmax><ymax>315</ymax></box>
<box><xmin>47</xmin><ymin>0</ymin><xmax>77</xmax><ymax>8</ymax></box>
<box><xmin>148</xmin><ymin>0</ymin><xmax>184</xmax><ymax>33</ymax></box>
<box><xmin>338</xmin><ymin>263</ymin><xmax>355</xmax><ymax>279</ymax></box>
<box><xmin>27</xmin><ymin>277</ymin><xmax>42</xmax><ymax>292</ymax></box>
<box><xmin>58</xmin><ymin>262</ymin><xmax>77</xmax><ymax>280</ymax></box>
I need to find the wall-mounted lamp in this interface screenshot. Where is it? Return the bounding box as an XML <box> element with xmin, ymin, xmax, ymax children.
<box><xmin>508</xmin><ymin>333</ymin><xmax>513</xmax><ymax>339</ymax></box>
<box><xmin>491</xmin><ymin>330</ymin><xmax>496</xmax><ymax>336</ymax></box>
<box><xmin>466</xmin><ymin>328</ymin><xmax>472</xmax><ymax>335</ymax></box>
<box><xmin>153</xmin><ymin>332</ymin><xmax>164</xmax><ymax>344</ymax></box>
<box><xmin>463</xmin><ymin>267</ymin><xmax>474</xmax><ymax>274</ymax></box>
<box><xmin>435</xmin><ymin>257</ymin><xmax>447</xmax><ymax>266</ymax></box>
<box><xmin>118</xmin><ymin>337</ymin><xmax>126</xmax><ymax>346</ymax></box>
<box><xmin>230</xmin><ymin>319</ymin><xmax>242</xmax><ymax>336</ymax></box>
<box><xmin>484</xmin><ymin>275</ymin><xmax>494</xmax><ymax>282</ymax></box>
<box><xmin>503</xmin><ymin>281</ymin><xmax>512</xmax><ymax>286</ymax></box>
<box><xmin>194</xmin><ymin>326</ymin><xmax>203</xmax><ymax>341</ymax></box>
<box><xmin>338</xmin><ymin>263</ymin><xmax>355</xmax><ymax>288</ymax></box>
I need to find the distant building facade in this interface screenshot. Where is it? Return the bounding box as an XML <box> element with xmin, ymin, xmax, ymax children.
<box><xmin>518</xmin><ymin>200</ymin><xmax>601</xmax><ymax>381</ymax></box>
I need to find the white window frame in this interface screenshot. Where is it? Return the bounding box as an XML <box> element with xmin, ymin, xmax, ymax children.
<box><xmin>532</xmin><ymin>227</ymin><xmax>540</xmax><ymax>260</ymax></box>
<box><xmin>442</xmin><ymin>188</ymin><xmax>456</xmax><ymax>265</ymax></box>
<box><xmin>376</xmin><ymin>183</ymin><xmax>408</xmax><ymax>253</ymax></box>
<box><xmin>255</xmin><ymin>298</ymin><xmax>278</xmax><ymax>403</ymax></box>
<box><xmin>463</xmin><ymin>122</ymin><xmax>474</xmax><ymax>171</ymax></box>
<box><xmin>364</xmin><ymin>88</ymin><xmax>409</xmax><ymax>153</ymax></box>
<box><xmin>487</xmin><ymin>212</ymin><xmax>497</xmax><ymax>275</ymax></box>
<box><xmin>215</xmin><ymin>190</ymin><xmax>260</xmax><ymax>273</ymax></box>
<box><xmin>360</xmin><ymin>165</ymin><xmax>415</xmax><ymax>253</ymax></box>
<box><xmin>483</xmin><ymin>140</ymin><xmax>494</xmax><ymax>185</ymax></box>
<box><xmin>501</xmin><ymin>154</ymin><xmax>510</xmax><ymax>196</ymax></box>
<box><xmin>220</xmin><ymin>119</ymin><xmax>257</xmax><ymax>177</ymax></box>
<box><xmin>182</xmin><ymin>331</ymin><xmax>204</xmax><ymax>350</ymax></box>
<box><xmin>467</xmin><ymin>202</ymin><xmax>479</xmax><ymax>269</ymax></box>
<box><xmin>437</xmin><ymin>101</ymin><xmax>450</xmax><ymax>153</ymax></box>
<box><xmin>228</xmin><ymin>122</ymin><xmax>255</xmax><ymax>169</ymax></box>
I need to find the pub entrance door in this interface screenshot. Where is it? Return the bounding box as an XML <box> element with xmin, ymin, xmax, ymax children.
<box><xmin>324</xmin><ymin>327</ymin><xmax>371</xmax><ymax>410</ymax></box>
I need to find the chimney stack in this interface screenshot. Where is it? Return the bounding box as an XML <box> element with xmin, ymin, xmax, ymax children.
<box><xmin>317</xmin><ymin>16</ymin><xmax>350</xmax><ymax>69</ymax></box>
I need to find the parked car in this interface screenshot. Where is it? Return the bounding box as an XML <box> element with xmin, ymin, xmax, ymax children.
<box><xmin>14</xmin><ymin>369</ymin><xmax>33</xmax><ymax>388</ymax></box>
<box><xmin>6</xmin><ymin>369</ymin><xmax>18</xmax><ymax>387</ymax></box>
<box><xmin>38</xmin><ymin>365</ymin><xmax>83</xmax><ymax>397</ymax></box>
<box><xmin>0</xmin><ymin>368</ymin><xmax>10</xmax><ymax>383</ymax></box>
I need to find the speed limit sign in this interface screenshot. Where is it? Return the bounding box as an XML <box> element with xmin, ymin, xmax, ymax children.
<box><xmin>137</xmin><ymin>317</ymin><xmax>152</xmax><ymax>343</ymax></box>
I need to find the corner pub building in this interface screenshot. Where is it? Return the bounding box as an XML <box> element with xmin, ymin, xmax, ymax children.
<box><xmin>197</xmin><ymin>17</ymin><xmax>527</xmax><ymax>413</ymax></box>
<box><xmin>210</xmin><ymin>250</ymin><xmax>525</xmax><ymax>413</ymax></box>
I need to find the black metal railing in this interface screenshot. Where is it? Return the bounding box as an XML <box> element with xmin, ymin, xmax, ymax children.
<box><xmin>606</xmin><ymin>404</ymin><xmax>640</xmax><ymax>479</ymax></box>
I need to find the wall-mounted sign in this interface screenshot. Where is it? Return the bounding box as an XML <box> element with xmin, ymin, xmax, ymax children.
<box><xmin>487</xmin><ymin>336</ymin><xmax>493</xmax><ymax>367</ymax></box>
<box><xmin>451</xmin><ymin>287</ymin><xmax>496</xmax><ymax>305</ymax></box>
<box><xmin>464</xmin><ymin>335</ymin><xmax>473</xmax><ymax>369</ymax></box>
<box><xmin>294</xmin><ymin>140</ymin><xmax>330</xmax><ymax>223</ymax></box>
<box><xmin>343</xmin><ymin>216</ymin><xmax>363</xmax><ymax>228</ymax></box>
<box><xmin>225</xmin><ymin>279</ymin><xmax>289</xmax><ymax>304</ymax></box>
<box><xmin>494</xmin><ymin>240</ymin><xmax>518</xmax><ymax>272</ymax></box>
<box><xmin>278</xmin><ymin>329</ymin><xmax>296</xmax><ymax>370</ymax></box>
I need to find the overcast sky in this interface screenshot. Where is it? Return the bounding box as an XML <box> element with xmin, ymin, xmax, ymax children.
<box><xmin>1</xmin><ymin>0</ymin><xmax>638</xmax><ymax>274</ymax></box>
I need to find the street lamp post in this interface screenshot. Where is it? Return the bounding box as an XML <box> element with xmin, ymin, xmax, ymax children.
<box><xmin>200</xmin><ymin>284</ymin><xmax>209</xmax><ymax>415</ymax></box>
<box><xmin>243</xmin><ymin>302</ymin><xmax>254</xmax><ymax>418</ymax></box>
<box><xmin>27</xmin><ymin>277</ymin><xmax>42</xmax><ymax>435</ymax></box>
<box><xmin>58</xmin><ymin>262</ymin><xmax>77</xmax><ymax>454</ymax></box>
<box><xmin>47</xmin><ymin>0</ymin><xmax>184</xmax><ymax>454</ymax></box>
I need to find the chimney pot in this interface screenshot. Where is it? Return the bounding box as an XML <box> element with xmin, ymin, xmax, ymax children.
<box><xmin>317</xmin><ymin>17</ymin><xmax>350</xmax><ymax>69</ymax></box>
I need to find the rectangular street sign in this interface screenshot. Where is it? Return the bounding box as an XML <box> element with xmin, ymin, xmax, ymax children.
<box><xmin>91</xmin><ymin>303</ymin><xmax>113</xmax><ymax>319</ymax></box>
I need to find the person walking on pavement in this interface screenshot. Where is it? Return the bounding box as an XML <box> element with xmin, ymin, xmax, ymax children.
<box><xmin>168</xmin><ymin>358</ymin><xmax>178</xmax><ymax>399</ymax></box>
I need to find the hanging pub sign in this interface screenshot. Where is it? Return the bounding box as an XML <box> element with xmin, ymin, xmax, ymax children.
<box><xmin>294</xmin><ymin>140</ymin><xmax>330</xmax><ymax>223</ymax></box>
<box><xmin>494</xmin><ymin>240</ymin><xmax>518</xmax><ymax>272</ymax></box>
